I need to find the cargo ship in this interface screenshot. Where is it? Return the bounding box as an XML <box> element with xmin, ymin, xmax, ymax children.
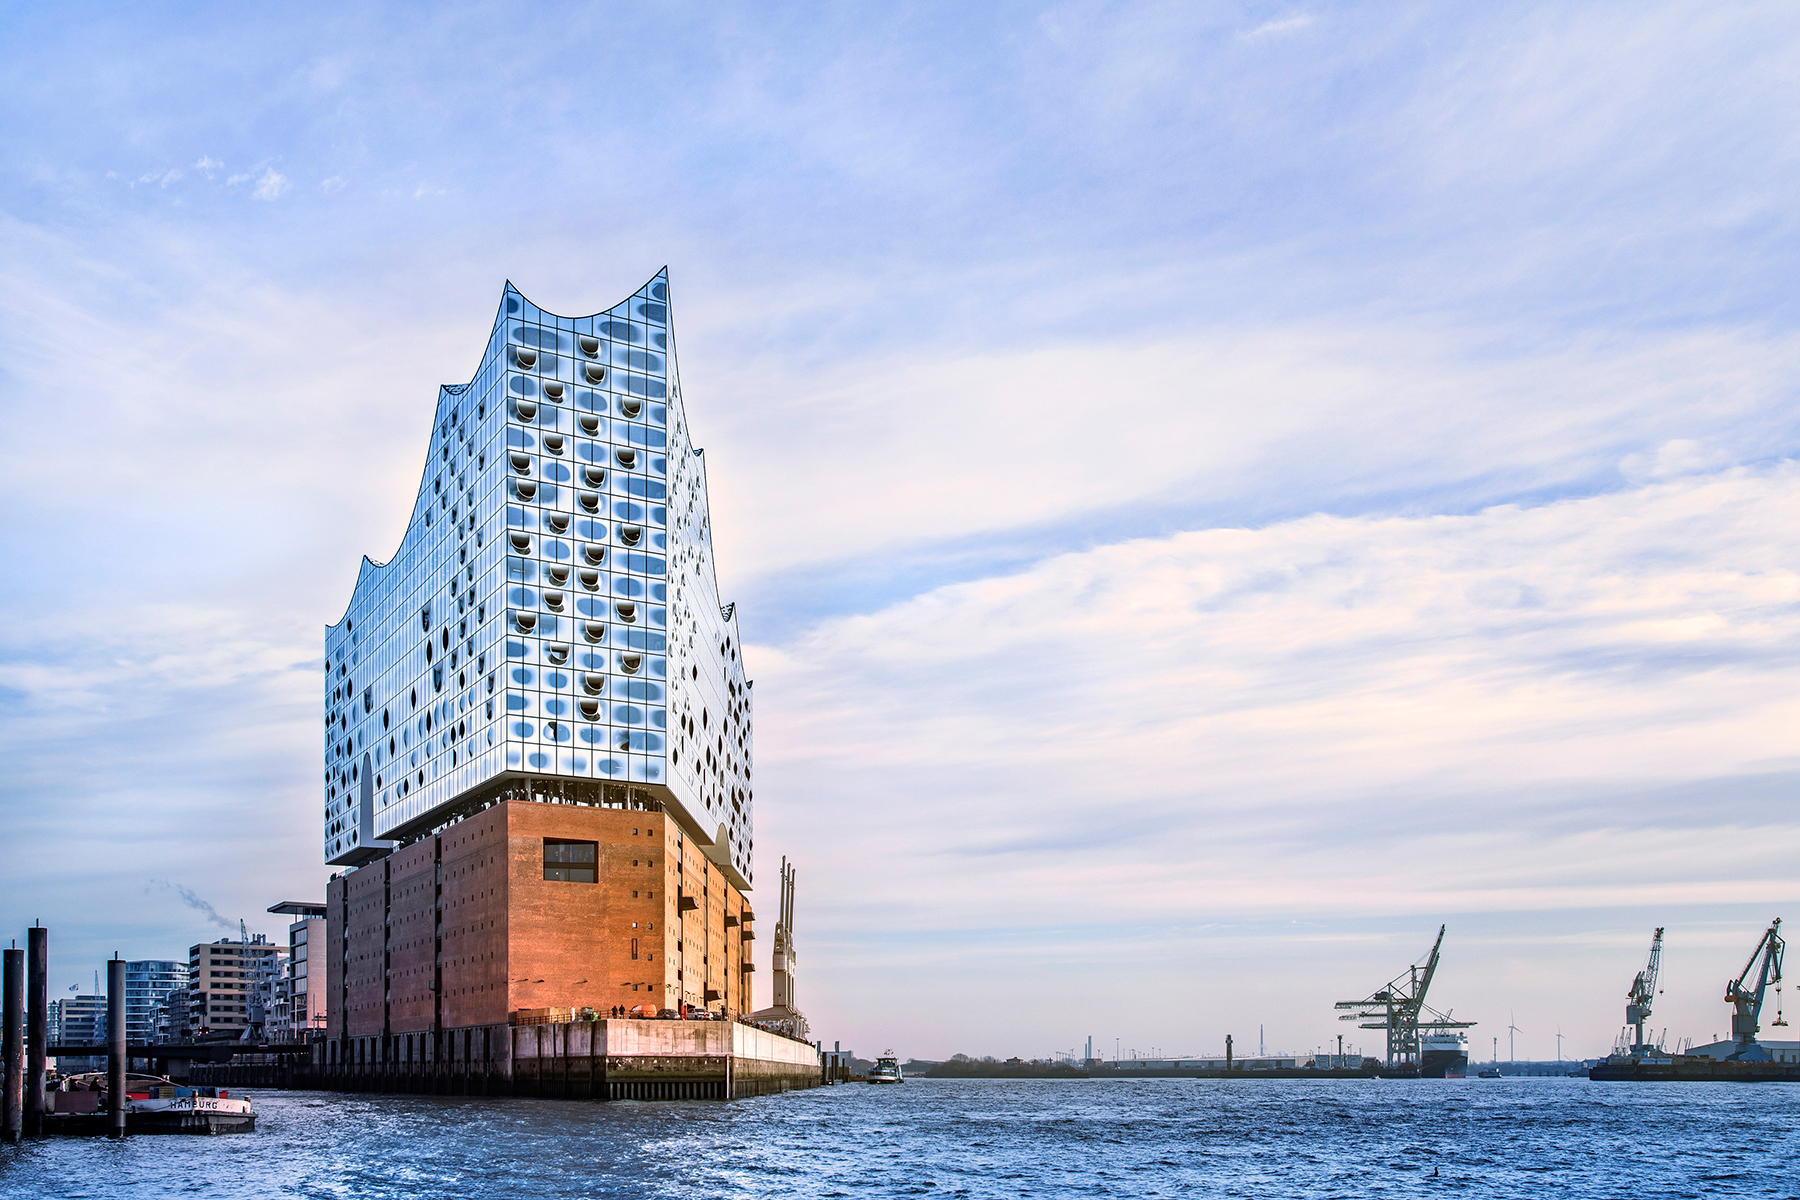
<box><xmin>1420</xmin><ymin>1032</ymin><xmax>1468</xmax><ymax>1078</ymax></box>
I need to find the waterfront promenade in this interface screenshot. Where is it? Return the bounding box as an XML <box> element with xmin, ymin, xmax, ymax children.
<box><xmin>187</xmin><ymin>1017</ymin><xmax>822</xmax><ymax>1101</ymax></box>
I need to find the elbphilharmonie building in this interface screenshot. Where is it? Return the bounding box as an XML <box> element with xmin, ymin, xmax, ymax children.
<box><xmin>322</xmin><ymin>273</ymin><xmax>759</xmax><ymax>1035</ymax></box>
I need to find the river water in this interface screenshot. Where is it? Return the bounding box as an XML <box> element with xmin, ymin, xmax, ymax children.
<box><xmin>2</xmin><ymin>1078</ymin><xmax>1796</xmax><ymax>1198</ymax></box>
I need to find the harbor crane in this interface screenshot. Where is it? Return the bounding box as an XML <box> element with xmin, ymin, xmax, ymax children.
<box><xmin>1724</xmin><ymin>918</ymin><xmax>1786</xmax><ymax>1062</ymax></box>
<box><xmin>1624</xmin><ymin>927</ymin><xmax>1664</xmax><ymax>1055</ymax></box>
<box><xmin>1335</xmin><ymin>925</ymin><xmax>1474</xmax><ymax>1072</ymax></box>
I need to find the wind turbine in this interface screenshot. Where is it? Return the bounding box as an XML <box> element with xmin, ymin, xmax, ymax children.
<box><xmin>1508</xmin><ymin>1011</ymin><xmax>1523</xmax><ymax>1063</ymax></box>
<box><xmin>1555</xmin><ymin>1026</ymin><xmax>1564</xmax><ymax>1063</ymax></box>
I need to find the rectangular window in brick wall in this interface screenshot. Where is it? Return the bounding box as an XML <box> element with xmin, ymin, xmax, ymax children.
<box><xmin>543</xmin><ymin>838</ymin><xmax>597</xmax><ymax>882</ymax></box>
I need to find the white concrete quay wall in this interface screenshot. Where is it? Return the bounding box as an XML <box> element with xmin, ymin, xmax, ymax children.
<box><xmin>733</xmin><ymin>1023</ymin><xmax>820</xmax><ymax>1069</ymax></box>
<box><xmin>510</xmin><ymin>1019</ymin><xmax>819</xmax><ymax>1072</ymax></box>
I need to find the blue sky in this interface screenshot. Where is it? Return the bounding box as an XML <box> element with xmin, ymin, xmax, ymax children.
<box><xmin>3</xmin><ymin>1</ymin><xmax>1799</xmax><ymax>1060</ymax></box>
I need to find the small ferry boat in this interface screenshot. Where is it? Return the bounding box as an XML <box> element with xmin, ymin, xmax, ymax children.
<box><xmin>868</xmin><ymin>1051</ymin><xmax>904</xmax><ymax>1084</ymax></box>
<box><xmin>48</xmin><ymin>1072</ymin><xmax>256</xmax><ymax>1134</ymax></box>
<box><xmin>1476</xmin><ymin>1066</ymin><xmax>1502</xmax><ymax>1079</ymax></box>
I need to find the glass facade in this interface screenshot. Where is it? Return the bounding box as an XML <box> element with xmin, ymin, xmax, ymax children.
<box><xmin>324</xmin><ymin>271</ymin><xmax>754</xmax><ymax>887</ymax></box>
<box><xmin>124</xmin><ymin>959</ymin><xmax>184</xmax><ymax>1044</ymax></box>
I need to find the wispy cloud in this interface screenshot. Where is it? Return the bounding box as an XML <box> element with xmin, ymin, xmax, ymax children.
<box><xmin>252</xmin><ymin>166</ymin><xmax>290</xmax><ymax>200</ymax></box>
<box><xmin>193</xmin><ymin>155</ymin><xmax>223</xmax><ymax>177</ymax></box>
<box><xmin>1243</xmin><ymin>14</ymin><xmax>1314</xmax><ymax>40</ymax></box>
<box><xmin>1620</xmin><ymin>437</ymin><xmax>1734</xmax><ymax>482</ymax></box>
<box><xmin>320</xmin><ymin>175</ymin><xmax>346</xmax><ymax>193</ymax></box>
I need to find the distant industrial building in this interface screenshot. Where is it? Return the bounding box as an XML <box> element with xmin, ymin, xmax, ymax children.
<box><xmin>1686</xmin><ymin>1038</ymin><xmax>1800</xmax><ymax>1064</ymax></box>
<box><xmin>1101</xmin><ymin>1055</ymin><xmax>1307</xmax><ymax>1072</ymax></box>
<box><xmin>323</xmin><ymin>274</ymin><xmax>760</xmax><ymax>1061</ymax></box>
<box><xmin>187</xmin><ymin>936</ymin><xmax>285</xmax><ymax>1038</ymax></box>
<box><xmin>149</xmin><ymin>988</ymin><xmax>185</xmax><ymax>1041</ymax></box>
<box><xmin>269</xmin><ymin>901</ymin><xmax>328</xmax><ymax>1041</ymax></box>
<box><xmin>58</xmin><ymin>994</ymin><xmax>106</xmax><ymax>1071</ymax></box>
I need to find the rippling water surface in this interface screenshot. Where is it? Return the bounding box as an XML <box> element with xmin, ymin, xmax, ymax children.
<box><xmin>3</xmin><ymin>1078</ymin><xmax>1797</xmax><ymax>1198</ymax></box>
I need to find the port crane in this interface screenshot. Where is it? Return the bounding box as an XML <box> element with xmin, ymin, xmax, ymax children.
<box><xmin>1623</xmin><ymin>927</ymin><xmax>1664</xmax><ymax>1055</ymax></box>
<box><xmin>1724</xmin><ymin>918</ymin><xmax>1785</xmax><ymax>1061</ymax></box>
<box><xmin>1335</xmin><ymin>925</ymin><xmax>1474</xmax><ymax>1072</ymax></box>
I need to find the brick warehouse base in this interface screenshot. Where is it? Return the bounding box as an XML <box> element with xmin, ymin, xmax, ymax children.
<box><xmin>188</xmin><ymin>1018</ymin><xmax>821</xmax><ymax>1101</ymax></box>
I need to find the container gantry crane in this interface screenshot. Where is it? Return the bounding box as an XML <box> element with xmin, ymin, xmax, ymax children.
<box><xmin>1625</xmin><ymin>927</ymin><xmax>1664</xmax><ymax>1055</ymax></box>
<box><xmin>1725</xmin><ymin>918</ymin><xmax>1785</xmax><ymax>1062</ymax></box>
<box><xmin>1334</xmin><ymin>925</ymin><xmax>1474</xmax><ymax>1071</ymax></box>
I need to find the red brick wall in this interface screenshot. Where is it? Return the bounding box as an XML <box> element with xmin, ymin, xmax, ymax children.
<box><xmin>326</xmin><ymin>797</ymin><xmax>748</xmax><ymax>1037</ymax></box>
<box><xmin>670</xmin><ymin>834</ymin><xmax>749</xmax><ymax>1018</ymax></box>
<box><xmin>726</xmin><ymin>885</ymin><xmax>748</xmax><ymax>1015</ymax></box>
<box><xmin>385</xmin><ymin>838</ymin><xmax>438</xmax><ymax>1033</ymax></box>
<box><xmin>440</xmin><ymin>811</ymin><xmax>510</xmax><ymax>1028</ymax></box>
<box><xmin>342</xmin><ymin>862</ymin><xmax>389</xmax><ymax>1037</ymax></box>
<box><xmin>505</xmin><ymin>801</ymin><xmax>672</xmax><ymax>1016</ymax></box>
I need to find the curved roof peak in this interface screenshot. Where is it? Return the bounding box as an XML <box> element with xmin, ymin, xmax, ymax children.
<box><xmin>500</xmin><ymin>269</ymin><xmax>670</xmax><ymax>323</ymax></box>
